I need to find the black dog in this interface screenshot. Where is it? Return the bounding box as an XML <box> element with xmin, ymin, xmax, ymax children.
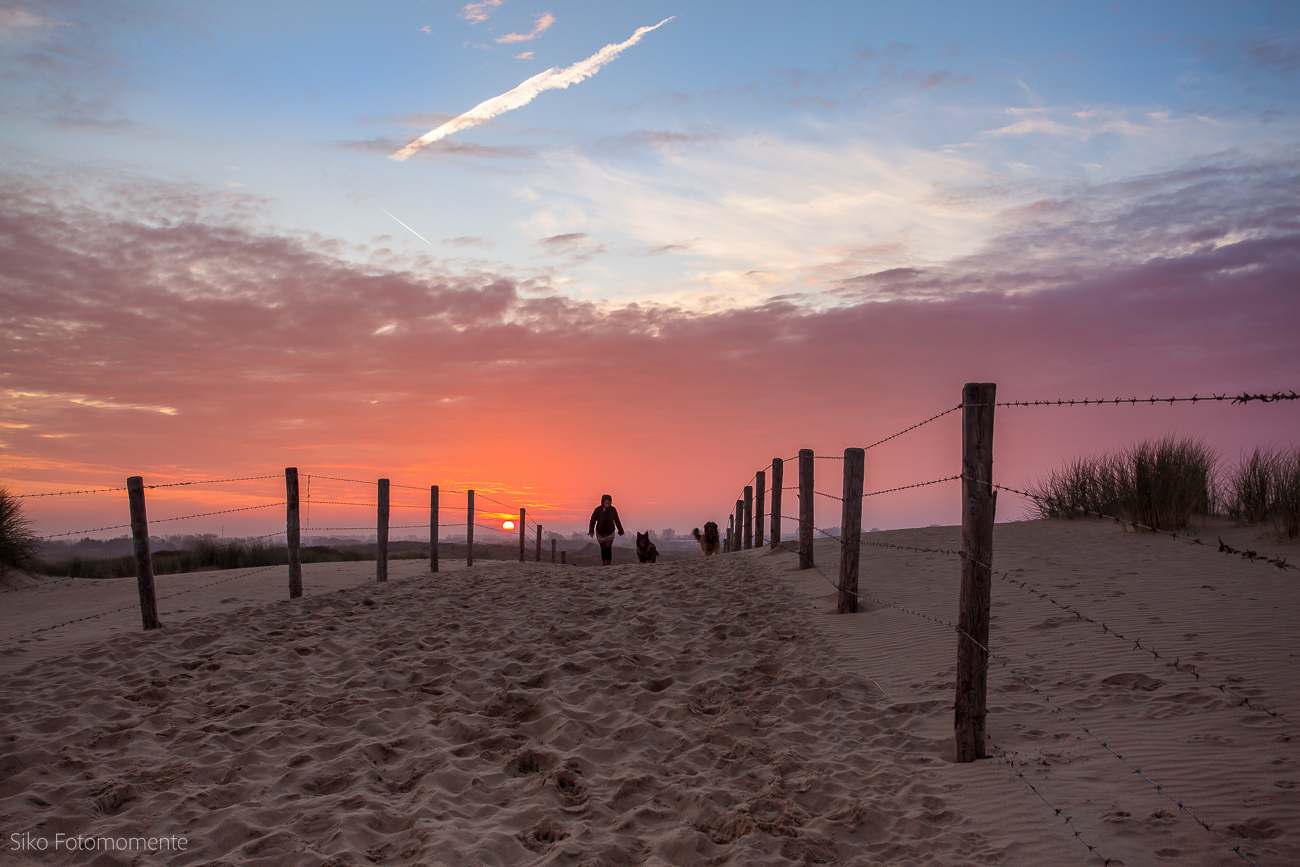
<box><xmin>635</xmin><ymin>531</ymin><xmax>659</xmax><ymax>563</ymax></box>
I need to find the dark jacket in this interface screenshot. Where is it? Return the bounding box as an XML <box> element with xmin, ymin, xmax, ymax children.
<box><xmin>589</xmin><ymin>504</ymin><xmax>624</xmax><ymax>536</ymax></box>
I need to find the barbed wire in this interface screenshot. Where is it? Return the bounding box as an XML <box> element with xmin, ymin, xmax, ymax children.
<box><xmin>301</xmin><ymin>499</ymin><xmax>377</xmax><ymax>508</ymax></box>
<box><xmin>40</xmin><ymin>502</ymin><xmax>286</xmax><ymax>541</ymax></box>
<box><xmin>983</xmin><ymin>735</ymin><xmax>1115</xmax><ymax>865</ymax></box>
<box><xmin>865</xmin><ymin>476</ymin><xmax>961</xmax><ymax>497</ymax></box>
<box><xmin>982</xmin><ymin>391</ymin><xmax>1298</xmax><ymax>408</ymax></box>
<box><xmin>864</xmin><ymin>404</ymin><xmax>962</xmax><ymax>451</ymax></box>
<box><xmin>795</xmin><ymin>526</ymin><xmax>1261</xmax><ymax>866</ymax></box>
<box><xmin>991</xmin><ymin>482</ymin><xmax>1297</xmax><ymax>572</ymax></box>
<box><xmin>15</xmin><ymin>486</ymin><xmax>125</xmax><ymax>498</ymax></box>
<box><xmin>41</xmin><ymin>523</ymin><xmax>132</xmax><ymax>540</ymax></box>
<box><xmin>12</xmin><ymin>474</ymin><xmax>282</xmax><ymax>499</ymax></box>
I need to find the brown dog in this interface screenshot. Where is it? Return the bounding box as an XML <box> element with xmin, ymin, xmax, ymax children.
<box><xmin>692</xmin><ymin>522</ymin><xmax>720</xmax><ymax>558</ymax></box>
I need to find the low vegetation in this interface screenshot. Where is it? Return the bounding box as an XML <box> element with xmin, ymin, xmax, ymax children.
<box><xmin>1026</xmin><ymin>436</ymin><xmax>1216</xmax><ymax>532</ymax></box>
<box><xmin>1027</xmin><ymin>437</ymin><xmax>1299</xmax><ymax>540</ymax></box>
<box><xmin>1</xmin><ymin>487</ymin><xmax>42</xmax><ymax>578</ymax></box>
<box><xmin>1222</xmin><ymin>447</ymin><xmax>1300</xmax><ymax>541</ymax></box>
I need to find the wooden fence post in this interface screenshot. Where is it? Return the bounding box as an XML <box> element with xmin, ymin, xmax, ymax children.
<box><xmin>838</xmin><ymin>448</ymin><xmax>865</xmax><ymax>614</ymax></box>
<box><xmin>286</xmin><ymin>467</ymin><xmax>302</xmax><ymax>599</ymax></box>
<box><xmin>467</xmin><ymin>489</ymin><xmax>475</xmax><ymax>567</ymax></box>
<box><xmin>956</xmin><ymin>382</ymin><xmax>997</xmax><ymax>763</ymax></box>
<box><xmin>755</xmin><ymin>470</ymin><xmax>766</xmax><ymax>549</ymax></box>
<box><xmin>735</xmin><ymin>500</ymin><xmax>744</xmax><ymax>551</ymax></box>
<box><xmin>430</xmin><ymin>485</ymin><xmax>439</xmax><ymax>573</ymax></box>
<box><xmin>551</xmin><ymin>537</ymin><xmax>556</xmax><ymax>563</ymax></box>
<box><xmin>726</xmin><ymin>517</ymin><xmax>733</xmax><ymax>553</ymax></box>
<box><xmin>535</xmin><ymin>525</ymin><xmax>542</xmax><ymax>562</ymax></box>
<box><xmin>798</xmin><ymin>449</ymin><xmax>814</xmax><ymax>569</ymax></box>
<box><xmin>770</xmin><ymin>458</ymin><xmax>783</xmax><ymax>549</ymax></box>
<box><xmin>518</xmin><ymin>508</ymin><xmax>526</xmax><ymax>562</ymax></box>
<box><xmin>561</xmin><ymin>550</ymin><xmax>567</xmax><ymax>565</ymax></box>
<box><xmin>377</xmin><ymin>479</ymin><xmax>389</xmax><ymax>583</ymax></box>
<box><xmin>743</xmin><ymin>486</ymin><xmax>753</xmax><ymax>550</ymax></box>
<box><xmin>126</xmin><ymin>476</ymin><xmax>161</xmax><ymax>630</ymax></box>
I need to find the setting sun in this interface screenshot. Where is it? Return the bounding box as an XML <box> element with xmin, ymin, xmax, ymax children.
<box><xmin>502</xmin><ymin>520</ymin><xmax>515</xmax><ymax>531</ymax></box>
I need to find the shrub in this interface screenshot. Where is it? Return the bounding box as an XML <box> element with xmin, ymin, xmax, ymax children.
<box><xmin>1026</xmin><ymin>436</ymin><xmax>1217</xmax><ymax>532</ymax></box>
<box><xmin>0</xmin><ymin>487</ymin><xmax>43</xmax><ymax>578</ymax></box>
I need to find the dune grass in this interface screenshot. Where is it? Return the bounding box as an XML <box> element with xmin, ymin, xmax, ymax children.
<box><xmin>0</xmin><ymin>487</ymin><xmax>42</xmax><ymax>578</ymax></box>
<box><xmin>1025</xmin><ymin>436</ymin><xmax>1217</xmax><ymax>532</ymax></box>
<box><xmin>1223</xmin><ymin>447</ymin><xmax>1300</xmax><ymax>541</ymax></box>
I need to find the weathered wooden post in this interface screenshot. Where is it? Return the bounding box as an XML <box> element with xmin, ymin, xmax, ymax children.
<box><xmin>430</xmin><ymin>485</ymin><xmax>439</xmax><ymax>573</ymax></box>
<box><xmin>535</xmin><ymin>524</ymin><xmax>542</xmax><ymax>562</ymax></box>
<box><xmin>561</xmin><ymin>550</ymin><xmax>567</xmax><ymax>565</ymax></box>
<box><xmin>551</xmin><ymin>537</ymin><xmax>557</xmax><ymax>563</ymax></box>
<box><xmin>377</xmin><ymin>478</ymin><xmax>390</xmax><ymax>582</ymax></box>
<box><xmin>743</xmin><ymin>486</ymin><xmax>753</xmax><ymax>550</ymax></box>
<box><xmin>725</xmin><ymin>517</ymin><xmax>733</xmax><ymax>553</ymax></box>
<box><xmin>735</xmin><ymin>500</ymin><xmax>743</xmax><ymax>551</ymax></box>
<box><xmin>126</xmin><ymin>476</ymin><xmax>161</xmax><ymax>630</ymax></box>
<box><xmin>518</xmin><ymin>508</ymin><xmax>526</xmax><ymax>562</ymax></box>
<box><xmin>956</xmin><ymin>382</ymin><xmax>997</xmax><ymax>763</ymax></box>
<box><xmin>285</xmin><ymin>467</ymin><xmax>303</xmax><ymax>599</ymax></box>
<box><xmin>467</xmin><ymin>489</ymin><xmax>475</xmax><ymax>567</ymax></box>
<box><xmin>838</xmin><ymin>448</ymin><xmax>865</xmax><ymax>614</ymax></box>
<box><xmin>770</xmin><ymin>458</ymin><xmax>783</xmax><ymax>549</ymax></box>
<box><xmin>755</xmin><ymin>470</ymin><xmax>766</xmax><ymax>549</ymax></box>
<box><xmin>798</xmin><ymin>449</ymin><xmax>814</xmax><ymax>569</ymax></box>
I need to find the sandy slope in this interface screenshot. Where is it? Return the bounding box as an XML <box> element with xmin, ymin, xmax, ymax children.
<box><xmin>0</xmin><ymin>519</ymin><xmax>1295</xmax><ymax>865</ymax></box>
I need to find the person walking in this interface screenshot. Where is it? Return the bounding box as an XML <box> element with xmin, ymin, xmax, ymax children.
<box><xmin>588</xmin><ymin>494</ymin><xmax>624</xmax><ymax>566</ymax></box>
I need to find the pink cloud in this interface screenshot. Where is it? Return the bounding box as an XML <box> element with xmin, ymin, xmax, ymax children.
<box><xmin>2</xmin><ymin>161</ymin><xmax>1298</xmax><ymax>538</ymax></box>
<box><xmin>496</xmin><ymin>12</ymin><xmax>554</xmax><ymax>44</ymax></box>
<box><xmin>458</xmin><ymin>0</ymin><xmax>502</xmax><ymax>25</ymax></box>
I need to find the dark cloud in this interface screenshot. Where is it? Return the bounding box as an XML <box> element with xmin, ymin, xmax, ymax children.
<box><xmin>1246</xmin><ymin>34</ymin><xmax>1300</xmax><ymax>76</ymax></box>
<box><xmin>338</xmin><ymin>137</ymin><xmax>533</xmax><ymax>160</ymax></box>
<box><xmin>537</xmin><ymin>232</ymin><xmax>588</xmax><ymax>249</ymax></box>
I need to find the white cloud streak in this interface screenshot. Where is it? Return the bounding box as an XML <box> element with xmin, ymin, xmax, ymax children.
<box><xmin>390</xmin><ymin>18</ymin><xmax>673</xmax><ymax>162</ymax></box>
<box><xmin>371</xmin><ymin>200</ymin><xmax>431</xmax><ymax>245</ymax></box>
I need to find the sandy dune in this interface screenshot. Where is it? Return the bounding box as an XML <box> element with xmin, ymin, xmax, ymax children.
<box><xmin>0</xmin><ymin>519</ymin><xmax>1296</xmax><ymax>865</ymax></box>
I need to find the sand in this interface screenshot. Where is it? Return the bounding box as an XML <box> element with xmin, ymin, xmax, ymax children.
<box><xmin>0</xmin><ymin>519</ymin><xmax>1296</xmax><ymax>865</ymax></box>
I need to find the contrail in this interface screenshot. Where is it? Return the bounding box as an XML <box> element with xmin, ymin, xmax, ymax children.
<box><xmin>370</xmin><ymin>200</ymin><xmax>431</xmax><ymax>245</ymax></box>
<box><xmin>391</xmin><ymin>17</ymin><xmax>674</xmax><ymax>161</ymax></box>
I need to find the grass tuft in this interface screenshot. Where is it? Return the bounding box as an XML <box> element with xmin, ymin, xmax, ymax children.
<box><xmin>0</xmin><ymin>487</ymin><xmax>43</xmax><ymax>578</ymax></box>
<box><xmin>1026</xmin><ymin>436</ymin><xmax>1217</xmax><ymax>532</ymax></box>
<box><xmin>1223</xmin><ymin>447</ymin><xmax>1300</xmax><ymax>541</ymax></box>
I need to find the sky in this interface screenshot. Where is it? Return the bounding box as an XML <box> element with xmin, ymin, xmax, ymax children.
<box><xmin>2</xmin><ymin>0</ymin><xmax>1298</xmax><ymax>541</ymax></box>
